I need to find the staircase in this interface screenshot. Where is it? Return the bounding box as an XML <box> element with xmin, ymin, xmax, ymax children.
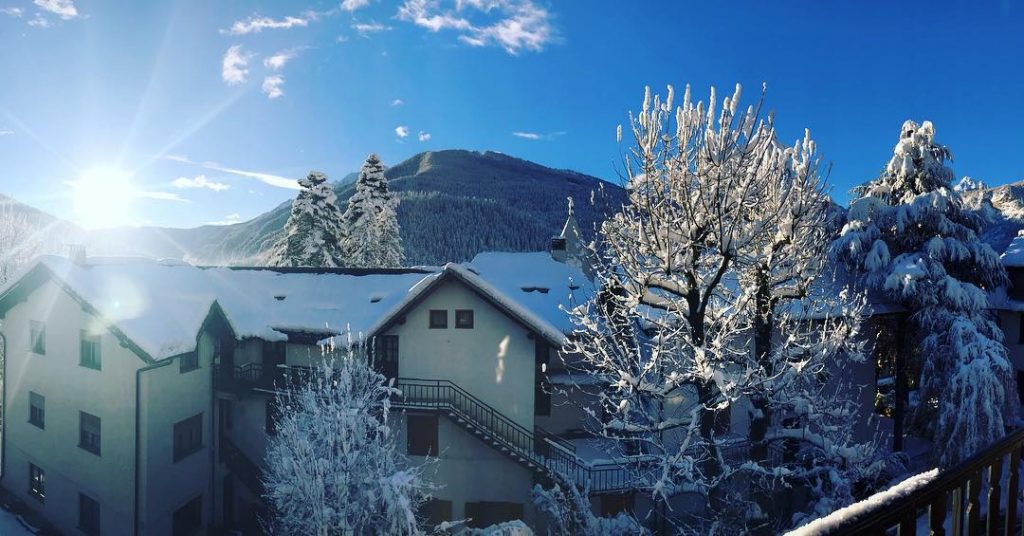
<box><xmin>393</xmin><ymin>378</ymin><xmax>631</xmax><ymax>494</ymax></box>
<box><xmin>220</xmin><ymin>437</ymin><xmax>265</xmax><ymax>498</ymax></box>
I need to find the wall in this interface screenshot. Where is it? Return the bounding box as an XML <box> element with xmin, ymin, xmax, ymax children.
<box><xmin>1</xmin><ymin>279</ymin><xmax>138</xmax><ymax>535</ymax></box>
<box><xmin>384</xmin><ymin>279</ymin><xmax>538</xmax><ymax>429</ymax></box>
<box><xmin>137</xmin><ymin>331</ymin><xmax>214</xmax><ymax>535</ymax></box>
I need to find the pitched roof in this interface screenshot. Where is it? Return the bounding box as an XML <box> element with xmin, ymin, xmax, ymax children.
<box><xmin>0</xmin><ymin>252</ymin><xmax>590</xmax><ymax>361</ymax></box>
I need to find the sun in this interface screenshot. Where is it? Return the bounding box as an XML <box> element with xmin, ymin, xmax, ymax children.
<box><xmin>70</xmin><ymin>167</ymin><xmax>137</xmax><ymax>229</ymax></box>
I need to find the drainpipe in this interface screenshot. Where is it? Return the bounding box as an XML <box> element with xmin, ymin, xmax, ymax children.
<box><xmin>135</xmin><ymin>359</ymin><xmax>172</xmax><ymax>536</ymax></box>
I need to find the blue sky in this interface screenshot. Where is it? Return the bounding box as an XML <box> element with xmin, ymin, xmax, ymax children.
<box><xmin>0</xmin><ymin>0</ymin><xmax>1021</xmax><ymax>229</ymax></box>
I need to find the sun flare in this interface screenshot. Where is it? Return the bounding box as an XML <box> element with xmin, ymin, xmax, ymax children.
<box><xmin>70</xmin><ymin>167</ymin><xmax>137</xmax><ymax>229</ymax></box>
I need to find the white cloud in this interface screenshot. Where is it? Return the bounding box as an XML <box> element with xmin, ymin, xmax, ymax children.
<box><xmin>352</xmin><ymin>21</ymin><xmax>392</xmax><ymax>36</ymax></box>
<box><xmin>0</xmin><ymin>7</ymin><xmax>23</xmax><ymax>17</ymax></box>
<box><xmin>336</xmin><ymin>34</ymin><xmax>350</xmax><ymax>43</ymax></box>
<box><xmin>164</xmin><ymin>155</ymin><xmax>300</xmax><ymax>190</ymax></box>
<box><xmin>33</xmin><ymin>0</ymin><xmax>77</xmax><ymax>20</ymax></box>
<box><xmin>207</xmin><ymin>213</ymin><xmax>242</xmax><ymax>226</ymax></box>
<box><xmin>264</xmin><ymin>48</ymin><xmax>300</xmax><ymax>71</ymax></box>
<box><xmin>513</xmin><ymin>130</ymin><xmax>564</xmax><ymax>141</ymax></box>
<box><xmin>172</xmin><ymin>175</ymin><xmax>231</xmax><ymax>192</ymax></box>
<box><xmin>391</xmin><ymin>98</ymin><xmax>404</xmax><ymax>107</ymax></box>
<box><xmin>0</xmin><ymin>128</ymin><xmax>12</xmax><ymax>136</ymax></box>
<box><xmin>262</xmin><ymin>75</ymin><xmax>285</xmax><ymax>99</ymax></box>
<box><xmin>223</xmin><ymin>14</ymin><xmax>310</xmax><ymax>35</ymax></box>
<box><xmin>418</xmin><ymin>131</ymin><xmax>431</xmax><ymax>142</ymax></box>
<box><xmin>340</xmin><ymin>0</ymin><xmax>370</xmax><ymax>11</ymax></box>
<box><xmin>27</xmin><ymin>14</ymin><xmax>50</xmax><ymax>27</ymax></box>
<box><xmin>512</xmin><ymin>131</ymin><xmax>541</xmax><ymax>140</ymax></box>
<box><xmin>397</xmin><ymin>0</ymin><xmax>554</xmax><ymax>54</ymax></box>
<box><xmin>395</xmin><ymin>125</ymin><xmax>410</xmax><ymax>138</ymax></box>
<box><xmin>222</xmin><ymin>45</ymin><xmax>252</xmax><ymax>85</ymax></box>
<box><xmin>138</xmin><ymin>191</ymin><xmax>189</xmax><ymax>203</ymax></box>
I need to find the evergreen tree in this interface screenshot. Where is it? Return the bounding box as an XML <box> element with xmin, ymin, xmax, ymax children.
<box><xmin>834</xmin><ymin>120</ymin><xmax>1018</xmax><ymax>466</ymax></box>
<box><xmin>341</xmin><ymin>153</ymin><xmax>405</xmax><ymax>267</ymax></box>
<box><xmin>268</xmin><ymin>171</ymin><xmax>347</xmax><ymax>267</ymax></box>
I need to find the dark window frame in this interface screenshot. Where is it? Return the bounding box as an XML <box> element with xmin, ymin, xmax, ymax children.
<box><xmin>407</xmin><ymin>413</ymin><xmax>439</xmax><ymax>456</ymax></box>
<box><xmin>30</xmin><ymin>321</ymin><xmax>45</xmax><ymax>355</ymax></box>
<box><xmin>173</xmin><ymin>414</ymin><xmax>203</xmax><ymax>462</ymax></box>
<box><xmin>79</xmin><ymin>411</ymin><xmax>101</xmax><ymax>456</ymax></box>
<box><xmin>455</xmin><ymin>309</ymin><xmax>474</xmax><ymax>329</ymax></box>
<box><xmin>421</xmin><ymin>498</ymin><xmax>453</xmax><ymax>527</ymax></box>
<box><xmin>80</xmin><ymin>331</ymin><xmax>102</xmax><ymax>370</ymax></box>
<box><xmin>180</xmin><ymin>352</ymin><xmax>199</xmax><ymax>373</ymax></box>
<box><xmin>78</xmin><ymin>493</ymin><xmax>100</xmax><ymax>536</ymax></box>
<box><xmin>429</xmin><ymin>309</ymin><xmax>448</xmax><ymax>329</ymax></box>
<box><xmin>376</xmin><ymin>335</ymin><xmax>399</xmax><ymax>378</ymax></box>
<box><xmin>1018</xmin><ymin>313</ymin><xmax>1024</xmax><ymax>344</ymax></box>
<box><xmin>28</xmin><ymin>463</ymin><xmax>44</xmax><ymax>502</ymax></box>
<box><xmin>29</xmin><ymin>391</ymin><xmax>44</xmax><ymax>429</ymax></box>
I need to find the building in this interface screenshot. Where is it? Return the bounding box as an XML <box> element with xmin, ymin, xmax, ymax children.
<box><xmin>0</xmin><ymin>217</ymin><xmax>630</xmax><ymax>535</ymax></box>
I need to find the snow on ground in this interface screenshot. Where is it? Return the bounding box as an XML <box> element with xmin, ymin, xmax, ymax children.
<box><xmin>1001</xmin><ymin>231</ymin><xmax>1024</xmax><ymax>267</ymax></box>
<box><xmin>0</xmin><ymin>508</ymin><xmax>38</xmax><ymax>535</ymax></box>
<box><xmin>785</xmin><ymin>468</ymin><xmax>939</xmax><ymax>535</ymax></box>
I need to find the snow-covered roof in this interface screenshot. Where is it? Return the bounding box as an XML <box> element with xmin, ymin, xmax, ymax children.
<box><xmin>465</xmin><ymin>251</ymin><xmax>594</xmax><ymax>336</ymax></box>
<box><xmin>0</xmin><ymin>252</ymin><xmax>592</xmax><ymax>362</ymax></box>
<box><xmin>1001</xmin><ymin>231</ymin><xmax>1024</xmax><ymax>268</ymax></box>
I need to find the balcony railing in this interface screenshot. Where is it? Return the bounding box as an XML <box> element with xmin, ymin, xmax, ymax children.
<box><xmin>794</xmin><ymin>426</ymin><xmax>1024</xmax><ymax>535</ymax></box>
<box><xmin>213</xmin><ymin>362</ymin><xmax>284</xmax><ymax>392</ymax></box>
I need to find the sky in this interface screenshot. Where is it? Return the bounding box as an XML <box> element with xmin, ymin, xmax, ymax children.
<box><xmin>0</xmin><ymin>0</ymin><xmax>1021</xmax><ymax>229</ymax></box>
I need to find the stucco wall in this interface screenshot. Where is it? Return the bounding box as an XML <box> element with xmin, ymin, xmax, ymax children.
<box><xmin>384</xmin><ymin>279</ymin><xmax>538</xmax><ymax>429</ymax></box>
<box><xmin>1</xmin><ymin>279</ymin><xmax>138</xmax><ymax>535</ymax></box>
<box><xmin>137</xmin><ymin>332</ymin><xmax>214</xmax><ymax>535</ymax></box>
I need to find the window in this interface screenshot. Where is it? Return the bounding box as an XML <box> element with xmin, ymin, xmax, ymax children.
<box><xmin>376</xmin><ymin>335</ymin><xmax>399</xmax><ymax>378</ymax></box>
<box><xmin>180</xmin><ymin>352</ymin><xmax>198</xmax><ymax>373</ymax></box>
<box><xmin>455</xmin><ymin>309</ymin><xmax>474</xmax><ymax>329</ymax></box>
<box><xmin>30</xmin><ymin>321</ymin><xmax>45</xmax><ymax>355</ymax></box>
<box><xmin>78</xmin><ymin>493</ymin><xmax>100</xmax><ymax>536</ymax></box>
<box><xmin>172</xmin><ymin>496</ymin><xmax>202</xmax><ymax>536</ymax></box>
<box><xmin>29</xmin><ymin>392</ymin><xmax>44</xmax><ymax>429</ymax></box>
<box><xmin>407</xmin><ymin>414</ymin><xmax>438</xmax><ymax>456</ymax></box>
<box><xmin>79</xmin><ymin>412</ymin><xmax>101</xmax><ymax>456</ymax></box>
<box><xmin>429</xmin><ymin>309</ymin><xmax>447</xmax><ymax>329</ymax></box>
<box><xmin>173</xmin><ymin>414</ymin><xmax>203</xmax><ymax>462</ymax></box>
<box><xmin>420</xmin><ymin>499</ymin><xmax>452</xmax><ymax>528</ymax></box>
<box><xmin>28</xmin><ymin>463</ymin><xmax>44</xmax><ymax>502</ymax></box>
<box><xmin>80</xmin><ymin>331</ymin><xmax>101</xmax><ymax>370</ymax></box>
<box><xmin>464</xmin><ymin>501</ymin><xmax>522</xmax><ymax>528</ymax></box>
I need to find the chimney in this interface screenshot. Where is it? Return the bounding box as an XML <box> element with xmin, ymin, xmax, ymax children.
<box><xmin>66</xmin><ymin>244</ymin><xmax>87</xmax><ymax>265</ymax></box>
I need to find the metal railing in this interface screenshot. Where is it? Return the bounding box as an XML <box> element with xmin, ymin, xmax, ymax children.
<box><xmin>803</xmin><ymin>426</ymin><xmax>1024</xmax><ymax>535</ymax></box>
<box><xmin>392</xmin><ymin>377</ymin><xmax>633</xmax><ymax>494</ymax></box>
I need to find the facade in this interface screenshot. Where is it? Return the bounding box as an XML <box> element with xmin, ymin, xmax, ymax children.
<box><xmin>0</xmin><ymin>219</ymin><xmax>610</xmax><ymax>535</ymax></box>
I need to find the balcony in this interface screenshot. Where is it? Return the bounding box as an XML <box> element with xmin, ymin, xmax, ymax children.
<box><xmin>212</xmin><ymin>363</ymin><xmax>284</xmax><ymax>392</ymax></box>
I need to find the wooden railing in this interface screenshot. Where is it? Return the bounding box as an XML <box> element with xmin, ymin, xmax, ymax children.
<box><xmin>800</xmin><ymin>427</ymin><xmax>1024</xmax><ymax>535</ymax></box>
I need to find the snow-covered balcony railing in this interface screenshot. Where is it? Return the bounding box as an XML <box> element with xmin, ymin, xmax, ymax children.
<box><xmin>790</xmin><ymin>426</ymin><xmax>1024</xmax><ymax>536</ymax></box>
<box><xmin>213</xmin><ymin>362</ymin><xmax>285</xmax><ymax>392</ymax></box>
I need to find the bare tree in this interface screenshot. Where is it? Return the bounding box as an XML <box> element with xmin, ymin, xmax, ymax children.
<box><xmin>559</xmin><ymin>84</ymin><xmax>880</xmax><ymax>533</ymax></box>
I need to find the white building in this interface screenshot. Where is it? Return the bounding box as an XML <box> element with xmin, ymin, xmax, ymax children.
<box><xmin>0</xmin><ymin>221</ymin><xmax>630</xmax><ymax>535</ymax></box>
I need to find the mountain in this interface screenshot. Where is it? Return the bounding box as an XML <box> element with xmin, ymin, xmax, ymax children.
<box><xmin>86</xmin><ymin>150</ymin><xmax>625</xmax><ymax>265</ymax></box>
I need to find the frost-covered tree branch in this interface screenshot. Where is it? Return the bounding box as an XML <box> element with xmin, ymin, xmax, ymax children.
<box><xmin>559</xmin><ymin>83</ymin><xmax>880</xmax><ymax>533</ymax></box>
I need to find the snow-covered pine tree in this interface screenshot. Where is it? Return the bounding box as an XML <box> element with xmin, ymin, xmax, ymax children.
<box><xmin>267</xmin><ymin>171</ymin><xmax>347</xmax><ymax>267</ymax></box>
<box><xmin>560</xmin><ymin>84</ymin><xmax>878</xmax><ymax>533</ymax></box>
<box><xmin>341</xmin><ymin>153</ymin><xmax>406</xmax><ymax>268</ymax></box>
<box><xmin>262</xmin><ymin>343</ymin><xmax>431</xmax><ymax>535</ymax></box>
<box><xmin>833</xmin><ymin>120</ymin><xmax>1018</xmax><ymax>466</ymax></box>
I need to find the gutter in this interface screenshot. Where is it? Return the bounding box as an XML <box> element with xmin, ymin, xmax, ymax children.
<box><xmin>134</xmin><ymin>359</ymin><xmax>172</xmax><ymax>536</ymax></box>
